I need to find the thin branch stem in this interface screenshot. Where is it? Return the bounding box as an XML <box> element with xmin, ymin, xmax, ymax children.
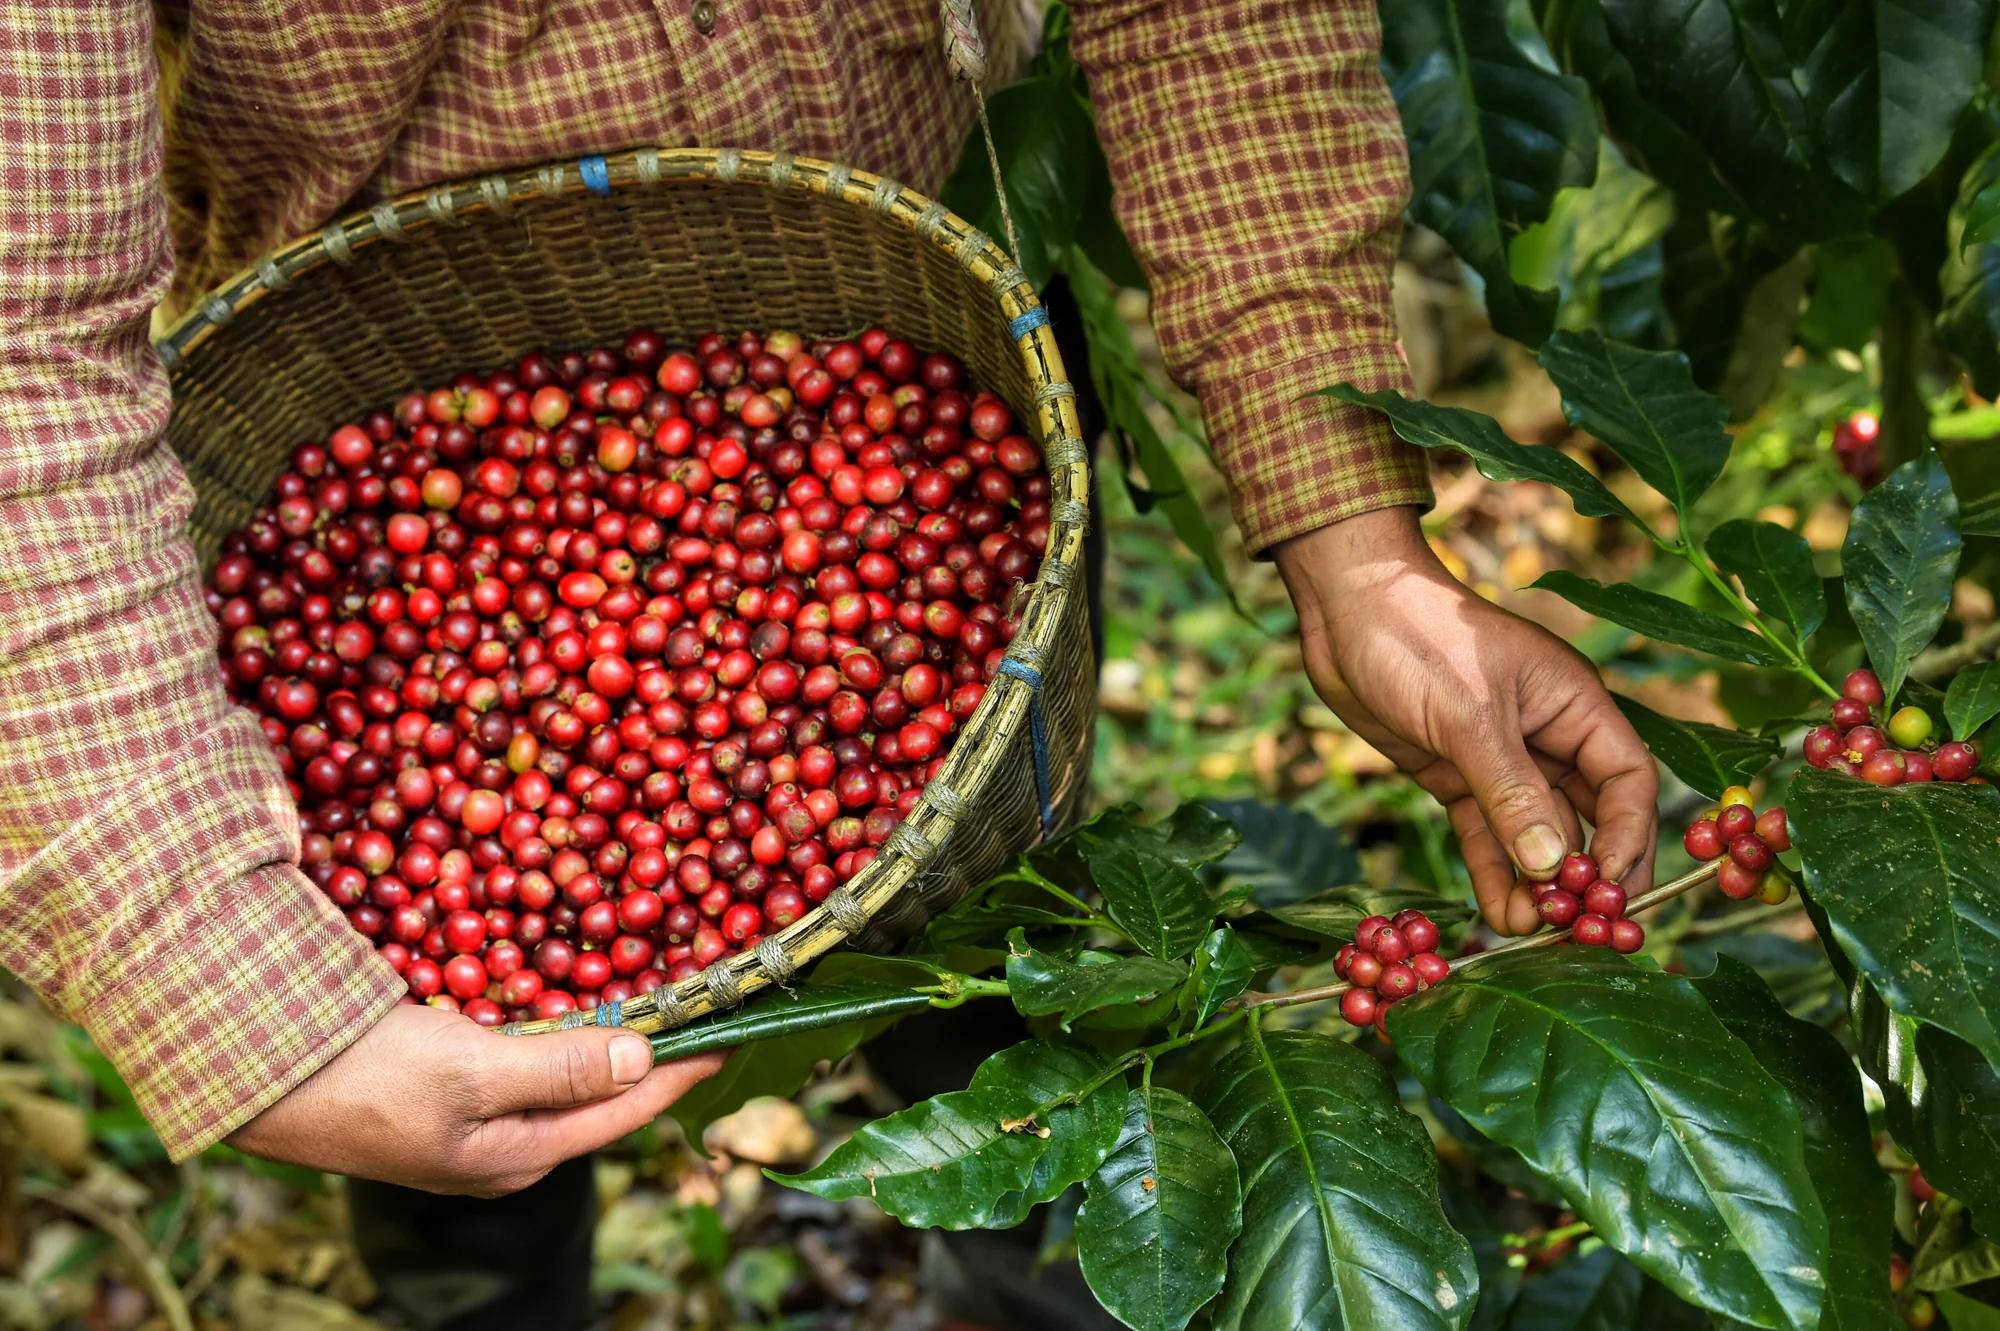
<box><xmin>1679</xmin><ymin>539</ymin><xmax>1839</xmax><ymax>698</ymax></box>
<box><xmin>1228</xmin><ymin>859</ymin><xmax>1723</xmax><ymax>1013</ymax></box>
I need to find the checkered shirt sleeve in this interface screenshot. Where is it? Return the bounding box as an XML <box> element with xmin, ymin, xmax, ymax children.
<box><xmin>1071</xmin><ymin>0</ymin><xmax>1434</xmax><ymax>555</ymax></box>
<box><xmin>0</xmin><ymin>0</ymin><xmax>402</xmax><ymax>1162</ymax></box>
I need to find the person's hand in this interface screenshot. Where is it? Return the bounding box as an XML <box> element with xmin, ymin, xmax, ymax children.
<box><xmin>1274</xmin><ymin>508</ymin><xmax>1658</xmax><ymax>935</ymax></box>
<box><xmin>228</xmin><ymin>1003</ymin><xmax>724</xmax><ymax>1195</ymax></box>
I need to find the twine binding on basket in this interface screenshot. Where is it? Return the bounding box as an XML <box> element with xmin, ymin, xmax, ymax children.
<box><xmin>994</xmin><ymin>656</ymin><xmax>1056</xmax><ymax>839</ymax></box>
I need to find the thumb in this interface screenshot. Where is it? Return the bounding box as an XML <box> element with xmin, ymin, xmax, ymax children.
<box><xmin>1451</xmin><ymin>732</ymin><xmax>1571</xmax><ymax>883</ymax></box>
<box><xmin>473</xmin><ymin>1027</ymin><xmax>656</xmax><ymax>1117</ymax></box>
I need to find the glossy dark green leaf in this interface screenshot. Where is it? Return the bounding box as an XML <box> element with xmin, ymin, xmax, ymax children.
<box><xmin>648</xmin><ymin>978</ymin><xmax>938</xmax><ymax>1063</ymax></box>
<box><xmin>1379</xmin><ymin>0</ymin><xmax>1598</xmax><ymax>345</ymax></box>
<box><xmin>1940</xmin><ymin>435</ymin><xmax>2000</xmax><ymax>539</ymax></box>
<box><xmin>940</xmin><ymin>74</ymin><xmax>1094</xmax><ymax>289</ymax></box>
<box><xmin>1200</xmin><ymin>800</ymin><xmax>1360</xmax><ymax>907</ymax></box>
<box><xmin>1936</xmin><ymin>1290</ymin><xmax>2000</xmax><ymax>1328</ymax></box>
<box><xmin>1440</xmin><ymin>1177</ymin><xmax>1521</xmax><ymax>1331</ymax></box>
<box><xmin>1390</xmin><ymin>948</ymin><xmax>1828</xmax><ymax>1330</ymax></box>
<box><xmin>1075</xmin><ymin>1087</ymin><xmax>1242</xmax><ymax>1331</ymax></box>
<box><xmin>1915</xmin><ymin>1235</ymin><xmax>2000</xmax><ymax>1292</ymax></box>
<box><xmin>1690</xmin><ymin>957</ymin><xmax>1895</xmax><ymax>1331</ymax></box>
<box><xmin>1196</xmin><ymin>1028</ymin><xmax>1478</xmax><ymax>1331</ymax></box>
<box><xmin>1530</xmin><ymin>571</ymin><xmax>1788</xmax><ymax>665</ymax></box>
<box><xmin>1791</xmin><ymin>769</ymin><xmax>2000</xmax><ymax>1072</ymax></box>
<box><xmin>1707</xmin><ymin>519</ymin><xmax>1828</xmax><ymax>641</ymax></box>
<box><xmin>1192</xmin><ymin>928</ymin><xmax>1255</xmax><ymax>1027</ymax></box>
<box><xmin>1782</xmin><ymin>0</ymin><xmax>1992</xmax><ymax>203</ymax></box>
<box><xmin>1798</xmin><ymin>236</ymin><xmax>1895</xmax><ymax>354</ymax></box>
<box><xmin>1963</xmin><ymin>142</ymin><xmax>2000</xmax><ymax>253</ymax></box>
<box><xmin>971</xmin><ymin>1038</ymin><xmax>1128</xmax><ymax>1227</ymax></box>
<box><xmin>1262</xmin><ymin>885</ymin><xmax>1475</xmax><ymax>944</ymax></box>
<box><xmin>769</xmin><ymin>1084</ymin><xmax>1052</xmax><ymax>1229</ymax></box>
<box><xmin>1537</xmin><ymin>331</ymin><xmax>1731</xmax><ymax>514</ymax></box>
<box><xmin>1842</xmin><ymin>453</ymin><xmax>1961</xmax><ymax>702</ymax></box>
<box><xmin>1612</xmin><ymin>693</ymin><xmax>1780</xmax><ymax>800</ymax></box>
<box><xmin>1096</xmin><ymin>801</ymin><xmax>1241</xmax><ymax>869</ymax></box>
<box><xmin>669</xmin><ymin>1017</ymin><xmax>892</xmax><ymax>1154</ymax></box>
<box><xmin>1063</xmin><ymin>249</ymin><xmax>1242</xmax><ymax>613</ymax></box>
<box><xmin>1597</xmin><ymin>0</ymin><xmax>1866</xmax><ymax>238</ymax></box>
<box><xmin>1505</xmin><ymin>1245</ymin><xmax>1644</xmax><ymax>1330</ymax></box>
<box><xmin>1005</xmin><ymin>930</ymin><xmax>1187</xmax><ymax>1029</ymax></box>
<box><xmin>1832</xmin><ymin>933</ymin><xmax>2000</xmax><ymax>1218</ymax></box>
<box><xmin>1946</xmin><ymin>662</ymin><xmax>2000</xmax><ymax>742</ymax></box>
<box><xmin>1320</xmin><ymin>386</ymin><xmax>1651</xmax><ymax>531</ymax></box>
<box><xmin>1086</xmin><ymin>845</ymin><xmax>1215</xmax><ymax>962</ymax></box>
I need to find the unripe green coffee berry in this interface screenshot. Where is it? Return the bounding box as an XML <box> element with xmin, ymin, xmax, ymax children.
<box><xmin>1887</xmin><ymin>706</ymin><xmax>1934</xmax><ymax>749</ymax></box>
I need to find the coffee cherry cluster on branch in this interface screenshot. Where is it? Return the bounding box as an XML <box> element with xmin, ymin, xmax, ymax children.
<box><xmin>1334</xmin><ymin>910</ymin><xmax>1448</xmax><ymax>1041</ymax></box>
<box><xmin>1802</xmin><ymin>669</ymin><xmax>1979</xmax><ymax>787</ymax></box>
<box><xmin>1532</xmin><ymin>851</ymin><xmax>1645</xmax><ymax>953</ymax></box>
<box><xmin>206</xmin><ymin>326</ymin><xmax>1051</xmax><ymax>1025</ymax></box>
<box><xmin>1681</xmin><ymin>787</ymin><xmax>1792</xmax><ymax>902</ymax></box>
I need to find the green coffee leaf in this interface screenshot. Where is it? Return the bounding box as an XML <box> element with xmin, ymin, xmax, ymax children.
<box><xmin>1596</xmin><ymin>0</ymin><xmax>1866</xmax><ymax>238</ymax></box>
<box><xmin>1612</xmin><ymin>693</ymin><xmax>1781</xmax><ymax>800</ymax></box>
<box><xmin>1963</xmin><ymin>142</ymin><xmax>2000</xmax><ymax>254</ymax></box>
<box><xmin>1791</xmin><ymin>769</ymin><xmax>2000</xmax><ymax>1072</ymax></box>
<box><xmin>1391</xmin><ymin>948</ymin><xmax>1828</xmax><ymax>1329</ymax></box>
<box><xmin>648</xmin><ymin>977</ymin><xmax>938</xmax><ymax>1063</ymax></box>
<box><xmin>1075</xmin><ymin>1087</ymin><xmax>1242</xmax><ymax>1331</ymax></box>
<box><xmin>1192</xmin><ymin>928</ymin><xmax>1255</xmax><ymax>1027</ymax></box>
<box><xmin>1916</xmin><ymin>1236</ymin><xmax>2000</xmax><ymax>1292</ymax></box>
<box><xmin>1005</xmin><ymin>930</ymin><xmax>1187</xmax><ymax>1029</ymax></box>
<box><xmin>1691</xmin><ymin>957</ymin><xmax>1895</xmax><ymax>1331</ymax></box>
<box><xmin>769</xmin><ymin>1085</ymin><xmax>1052</xmax><ymax>1229</ymax></box>
<box><xmin>1531</xmin><ymin>571</ymin><xmax>1788</xmax><ymax>666</ymax></box>
<box><xmin>1197</xmin><ymin>1028</ymin><xmax>1478</xmax><ymax>1331</ymax></box>
<box><xmin>1082</xmin><ymin>802</ymin><xmax>1240</xmax><ymax>869</ymax></box>
<box><xmin>1946</xmin><ymin>662</ymin><xmax>2000</xmax><ymax>743</ymax></box>
<box><xmin>1831</xmin><ymin>925</ymin><xmax>2000</xmax><ymax>1219</ymax></box>
<box><xmin>1505</xmin><ymin>1244</ymin><xmax>1643</xmax><ymax>1330</ymax></box>
<box><xmin>1842</xmin><ymin>453</ymin><xmax>1960</xmax><ymax>703</ymax></box>
<box><xmin>1936</xmin><ymin>1290</ymin><xmax>2000</xmax><ymax>1329</ymax></box>
<box><xmin>1941</xmin><ymin>227</ymin><xmax>2000</xmax><ymax>399</ymax></box>
<box><xmin>1379</xmin><ymin>0</ymin><xmax>1598</xmax><ymax>344</ymax></box>
<box><xmin>1320</xmin><ymin>386</ymin><xmax>1652</xmax><ymax>533</ymax></box>
<box><xmin>1200</xmin><ymin>800</ymin><xmax>1361</xmax><ymax>907</ymax></box>
<box><xmin>1439</xmin><ymin>1178</ymin><xmax>1520</xmax><ymax>1331</ymax></box>
<box><xmin>940</xmin><ymin>74</ymin><xmax>1094</xmax><ymax>289</ymax></box>
<box><xmin>971</xmin><ymin>1038</ymin><xmax>1127</xmax><ymax>1227</ymax></box>
<box><xmin>1063</xmin><ymin>249</ymin><xmax>1242</xmax><ymax>613</ymax></box>
<box><xmin>1262</xmin><ymin>885</ymin><xmax>1474</xmax><ymax>945</ymax></box>
<box><xmin>1707</xmin><ymin>519</ymin><xmax>1827</xmax><ymax>641</ymax></box>
<box><xmin>1537</xmin><ymin>330</ymin><xmax>1730</xmax><ymax>515</ymax></box>
<box><xmin>1083</xmin><ymin>845</ymin><xmax>1216</xmax><ymax>962</ymax></box>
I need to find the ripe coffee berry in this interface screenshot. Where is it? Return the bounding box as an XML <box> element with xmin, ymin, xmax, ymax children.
<box><xmin>1844</xmin><ymin>669</ymin><xmax>1885</xmax><ymax>706</ymax></box>
<box><xmin>1557</xmin><ymin>852</ymin><xmax>1598</xmax><ymax>893</ymax></box>
<box><xmin>1342</xmin><ymin>909</ymin><xmax>1448</xmax><ymax>1028</ymax></box>
<box><xmin>209</xmin><ymin>327</ymin><xmax>1047</xmax><ymax>1017</ymax></box>
<box><xmin>1582</xmin><ymin>880</ymin><xmax>1626</xmax><ymax>920</ymax></box>
<box><xmin>1684</xmin><ymin>818</ymin><xmax>1724</xmax><ymax>861</ymax></box>
<box><xmin>1572</xmin><ymin>913</ymin><xmax>1612</xmax><ymax>948</ymax></box>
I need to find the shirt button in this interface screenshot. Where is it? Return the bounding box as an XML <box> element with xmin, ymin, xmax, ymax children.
<box><xmin>691</xmin><ymin>0</ymin><xmax>716</xmax><ymax>34</ymax></box>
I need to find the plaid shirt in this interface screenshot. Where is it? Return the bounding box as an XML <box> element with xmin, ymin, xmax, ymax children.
<box><xmin>1</xmin><ymin>0</ymin><xmax>1425</xmax><ymax>1160</ymax></box>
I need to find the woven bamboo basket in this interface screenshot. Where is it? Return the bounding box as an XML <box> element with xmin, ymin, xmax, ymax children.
<box><xmin>160</xmin><ymin>147</ymin><xmax>1095</xmax><ymax>1038</ymax></box>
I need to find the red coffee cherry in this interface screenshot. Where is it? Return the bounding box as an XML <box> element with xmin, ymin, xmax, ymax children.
<box><xmin>1582</xmin><ymin>880</ymin><xmax>1626</xmax><ymax>920</ymax></box>
<box><xmin>1537</xmin><ymin>890</ymin><xmax>1581</xmax><ymax>928</ymax></box>
<box><xmin>1753</xmin><ymin>807</ymin><xmax>1790</xmax><ymax>852</ymax></box>
<box><xmin>1728</xmin><ymin>835</ymin><xmax>1774</xmax><ymax>872</ymax></box>
<box><xmin>1572</xmin><ymin>913</ymin><xmax>1612</xmax><ymax>948</ymax></box>
<box><xmin>1609</xmin><ymin>919</ymin><xmax>1645</xmax><ymax>954</ymax></box>
<box><xmin>1340</xmin><ymin>987</ymin><xmax>1378</xmax><ymax>1028</ymax></box>
<box><xmin>1843</xmin><ymin>669</ymin><xmax>1884</xmax><ymax>706</ymax></box>
<box><xmin>1684</xmin><ymin>818</ymin><xmax>1725</xmax><ymax>861</ymax></box>
<box><xmin>1557</xmin><ymin>852</ymin><xmax>1599</xmax><ymax>893</ymax></box>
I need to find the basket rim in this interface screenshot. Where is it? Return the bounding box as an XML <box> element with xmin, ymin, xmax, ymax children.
<box><xmin>160</xmin><ymin>147</ymin><xmax>1092</xmax><ymax>1039</ymax></box>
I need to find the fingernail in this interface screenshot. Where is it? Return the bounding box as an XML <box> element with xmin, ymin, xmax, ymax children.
<box><xmin>1514</xmin><ymin>824</ymin><xmax>1566</xmax><ymax>876</ymax></box>
<box><xmin>609</xmin><ymin>1035</ymin><xmax>651</xmax><ymax>1086</ymax></box>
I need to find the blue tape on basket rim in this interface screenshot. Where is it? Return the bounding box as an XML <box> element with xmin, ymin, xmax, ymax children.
<box><xmin>995</xmin><ymin>657</ymin><xmax>1055</xmax><ymax>840</ymax></box>
<box><xmin>596</xmin><ymin>999</ymin><xmax>624</xmax><ymax>1027</ymax></box>
<box><xmin>1008</xmin><ymin>307</ymin><xmax>1050</xmax><ymax>340</ymax></box>
<box><xmin>579</xmin><ymin>156</ymin><xmax>612</xmax><ymax>197</ymax></box>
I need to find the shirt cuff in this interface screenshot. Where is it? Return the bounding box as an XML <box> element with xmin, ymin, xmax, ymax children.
<box><xmin>1198</xmin><ymin>340</ymin><xmax>1434</xmax><ymax>557</ymax></box>
<box><xmin>1</xmin><ymin>705</ymin><xmax>403</xmax><ymax>1161</ymax></box>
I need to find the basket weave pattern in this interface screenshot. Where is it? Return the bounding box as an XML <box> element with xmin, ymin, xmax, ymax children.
<box><xmin>161</xmin><ymin>148</ymin><xmax>1094</xmax><ymax>1036</ymax></box>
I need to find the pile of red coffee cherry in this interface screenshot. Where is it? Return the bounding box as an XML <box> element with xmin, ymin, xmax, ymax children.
<box><xmin>1681</xmin><ymin>788</ymin><xmax>1791</xmax><ymax>902</ymax></box>
<box><xmin>1802</xmin><ymin>669</ymin><xmax>1979</xmax><ymax>786</ymax></box>
<box><xmin>1531</xmin><ymin>850</ymin><xmax>1645</xmax><ymax>952</ymax></box>
<box><xmin>1335</xmin><ymin>909</ymin><xmax>1449</xmax><ymax>1039</ymax></box>
<box><xmin>207</xmin><ymin>326</ymin><xmax>1050</xmax><ymax>1025</ymax></box>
